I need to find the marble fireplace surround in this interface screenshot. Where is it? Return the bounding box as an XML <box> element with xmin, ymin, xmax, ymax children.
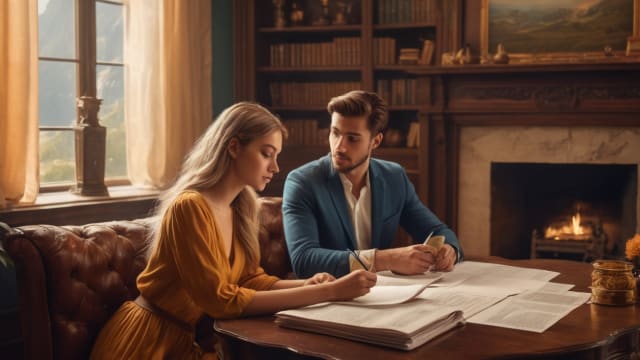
<box><xmin>457</xmin><ymin>126</ymin><xmax>640</xmax><ymax>257</ymax></box>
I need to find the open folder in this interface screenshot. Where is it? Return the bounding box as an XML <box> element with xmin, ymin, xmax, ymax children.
<box><xmin>275</xmin><ymin>298</ymin><xmax>464</xmax><ymax>350</ymax></box>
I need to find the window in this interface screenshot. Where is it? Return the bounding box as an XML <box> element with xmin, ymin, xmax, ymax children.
<box><xmin>37</xmin><ymin>0</ymin><xmax>126</xmax><ymax>190</ymax></box>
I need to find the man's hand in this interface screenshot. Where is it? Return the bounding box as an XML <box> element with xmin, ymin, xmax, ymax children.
<box><xmin>375</xmin><ymin>244</ymin><xmax>438</xmax><ymax>275</ymax></box>
<box><xmin>432</xmin><ymin>244</ymin><xmax>456</xmax><ymax>272</ymax></box>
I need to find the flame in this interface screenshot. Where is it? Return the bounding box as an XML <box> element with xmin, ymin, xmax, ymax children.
<box><xmin>571</xmin><ymin>212</ymin><xmax>583</xmax><ymax>235</ymax></box>
<box><xmin>544</xmin><ymin>208</ymin><xmax>592</xmax><ymax>240</ymax></box>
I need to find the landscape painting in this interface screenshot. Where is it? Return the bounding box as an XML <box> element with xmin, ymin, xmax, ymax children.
<box><xmin>486</xmin><ymin>0</ymin><xmax>634</xmax><ymax>54</ymax></box>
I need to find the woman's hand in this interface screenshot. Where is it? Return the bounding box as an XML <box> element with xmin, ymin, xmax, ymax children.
<box><xmin>329</xmin><ymin>269</ymin><xmax>377</xmax><ymax>301</ymax></box>
<box><xmin>304</xmin><ymin>272</ymin><xmax>336</xmax><ymax>286</ymax></box>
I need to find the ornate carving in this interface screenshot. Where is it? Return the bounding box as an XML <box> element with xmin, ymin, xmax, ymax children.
<box><xmin>76</xmin><ymin>96</ymin><xmax>103</xmax><ymax>126</ymax></box>
<box><xmin>457</xmin><ymin>85</ymin><xmax>640</xmax><ymax>108</ymax></box>
<box><xmin>533</xmin><ymin>86</ymin><xmax>577</xmax><ymax>110</ymax></box>
<box><xmin>455</xmin><ymin>87</ymin><xmax>534</xmax><ymax>101</ymax></box>
<box><xmin>456</xmin><ymin>86</ymin><xmax>581</xmax><ymax>110</ymax></box>
<box><xmin>578</xmin><ymin>87</ymin><xmax>640</xmax><ymax>100</ymax></box>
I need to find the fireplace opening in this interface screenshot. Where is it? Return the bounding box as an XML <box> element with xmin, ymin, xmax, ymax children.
<box><xmin>490</xmin><ymin>163</ymin><xmax>637</xmax><ymax>261</ymax></box>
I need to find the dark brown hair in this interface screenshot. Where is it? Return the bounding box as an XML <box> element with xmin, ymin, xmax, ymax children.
<box><xmin>327</xmin><ymin>90</ymin><xmax>388</xmax><ymax>135</ymax></box>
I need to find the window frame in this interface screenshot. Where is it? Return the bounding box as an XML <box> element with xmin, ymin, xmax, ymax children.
<box><xmin>38</xmin><ymin>0</ymin><xmax>127</xmax><ymax>193</ymax></box>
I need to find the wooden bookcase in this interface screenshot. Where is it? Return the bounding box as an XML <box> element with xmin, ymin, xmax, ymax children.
<box><xmin>233</xmin><ymin>0</ymin><xmax>444</xmax><ymax>203</ymax></box>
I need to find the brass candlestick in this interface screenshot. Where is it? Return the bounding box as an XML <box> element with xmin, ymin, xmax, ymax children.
<box><xmin>313</xmin><ymin>0</ymin><xmax>331</xmax><ymax>26</ymax></box>
<box><xmin>273</xmin><ymin>0</ymin><xmax>286</xmax><ymax>28</ymax></box>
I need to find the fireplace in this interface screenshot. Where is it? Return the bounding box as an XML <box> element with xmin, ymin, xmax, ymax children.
<box><xmin>456</xmin><ymin>126</ymin><xmax>640</xmax><ymax>259</ymax></box>
<box><xmin>490</xmin><ymin>163</ymin><xmax>637</xmax><ymax>261</ymax></box>
<box><xmin>416</xmin><ymin>63</ymin><xmax>640</xmax><ymax>260</ymax></box>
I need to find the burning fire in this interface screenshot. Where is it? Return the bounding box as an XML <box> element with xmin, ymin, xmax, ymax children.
<box><xmin>544</xmin><ymin>208</ymin><xmax>592</xmax><ymax>240</ymax></box>
<box><xmin>571</xmin><ymin>212</ymin><xmax>583</xmax><ymax>235</ymax></box>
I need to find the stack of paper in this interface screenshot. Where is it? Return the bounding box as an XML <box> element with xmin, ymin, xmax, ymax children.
<box><xmin>276</xmin><ymin>299</ymin><xmax>464</xmax><ymax>350</ymax></box>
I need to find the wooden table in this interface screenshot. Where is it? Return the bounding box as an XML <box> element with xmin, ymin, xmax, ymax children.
<box><xmin>215</xmin><ymin>257</ymin><xmax>640</xmax><ymax>359</ymax></box>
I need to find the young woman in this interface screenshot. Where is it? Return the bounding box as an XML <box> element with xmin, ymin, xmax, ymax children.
<box><xmin>90</xmin><ymin>102</ymin><xmax>377</xmax><ymax>359</ymax></box>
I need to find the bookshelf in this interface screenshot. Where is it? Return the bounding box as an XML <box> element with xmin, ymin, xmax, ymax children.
<box><xmin>233</xmin><ymin>0</ymin><xmax>442</xmax><ymax>203</ymax></box>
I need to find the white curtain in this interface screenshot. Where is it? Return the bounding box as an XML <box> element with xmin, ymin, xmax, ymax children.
<box><xmin>0</xmin><ymin>0</ymin><xmax>39</xmax><ymax>208</ymax></box>
<box><xmin>124</xmin><ymin>0</ymin><xmax>212</xmax><ymax>189</ymax></box>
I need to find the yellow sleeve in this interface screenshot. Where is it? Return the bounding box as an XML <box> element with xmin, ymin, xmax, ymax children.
<box><xmin>160</xmin><ymin>192</ymin><xmax>255</xmax><ymax>318</ymax></box>
<box><xmin>238</xmin><ymin>266</ymin><xmax>280</xmax><ymax>290</ymax></box>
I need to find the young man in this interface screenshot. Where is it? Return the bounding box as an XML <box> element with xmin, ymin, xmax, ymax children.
<box><xmin>283</xmin><ymin>90</ymin><xmax>463</xmax><ymax>278</ymax></box>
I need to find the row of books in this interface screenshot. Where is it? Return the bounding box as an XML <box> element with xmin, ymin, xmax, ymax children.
<box><xmin>377</xmin><ymin>0</ymin><xmax>436</xmax><ymax>24</ymax></box>
<box><xmin>269</xmin><ymin>38</ymin><xmax>362</xmax><ymax>67</ymax></box>
<box><xmin>376</xmin><ymin>78</ymin><xmax>418</xmax><ymax>105</ymax></box>
<box><xmin>283</xmin><ymin>119</ymin><xmax>329</xmax><ymax>146</ymax></box>
<box><xmin>269</xmin><ymin>81</ymin><xmax>362</xmax><ymax>106</ymax></box>
<box><xmin>374</xmin><ymin>38</ymin><xmax>435</xmax><ymax>66</ymax></box>
<box><xmin>373</xmin><ymin>37</ymin><xmax>397</xmax><ymax>65</ymax></box>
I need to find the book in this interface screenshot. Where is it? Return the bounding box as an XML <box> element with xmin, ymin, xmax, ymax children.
<box><xmin>276</xmin><ymin>298</ymin><xmax>465</xmax><ymax>350</ymax></box>
<box><xmin>419</xmin><ymin>40</ymin><xmax>435</xmax><ymax>66</ymax></box>
<box><xmin>406</xmin><ymin>121</ymin><xmax>420</xmax><ymax>148</ymax></box>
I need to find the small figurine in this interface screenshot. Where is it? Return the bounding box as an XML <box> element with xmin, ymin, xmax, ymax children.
<box><xmin>463</xmin><ymin>44</ymin><xmax>480</xmax><ymax>64</ymax></box>
<box><xmin>493</xmin><ymin>43</ymin><xmax>510</xmax><ymax>64</ymax></box>
<box><xmin>453</xmin><ymin>48</ymin><xmax>465</xmax><ymax>64</ymax></box>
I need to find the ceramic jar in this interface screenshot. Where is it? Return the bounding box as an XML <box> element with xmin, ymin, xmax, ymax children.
<box><xmin>591</xmin><ymin>260</ymin><xmax>636</xmax><ymax>305</ymax></box>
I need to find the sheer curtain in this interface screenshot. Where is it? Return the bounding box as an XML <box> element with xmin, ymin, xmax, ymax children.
<box><xmin>125</xmin><ymin>0</ymin><xmax>212</xmax><ymax>189</ymax></box>
<box><xmin>0</xmin><ymin>0</ymin><xmax>39</xmax><ymax>208</ymax></box>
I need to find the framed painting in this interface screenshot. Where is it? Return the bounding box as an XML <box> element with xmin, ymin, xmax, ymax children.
<box><xmin>480</xmin><ymin>0</ymin><xmax>640</xmax><ymax>63</ymax></box>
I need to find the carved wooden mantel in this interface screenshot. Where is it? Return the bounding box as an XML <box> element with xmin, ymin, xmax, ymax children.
<box><xmin>411</xmin><ymin>62</ymin><xmax>640</xmax><ymax>231</ymax></box>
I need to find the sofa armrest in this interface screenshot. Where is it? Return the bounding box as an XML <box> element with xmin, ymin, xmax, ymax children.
<box><xmin>1</xmin><ymin>225</ymin><xmax>54</xmax><ymax>360</ymax></box>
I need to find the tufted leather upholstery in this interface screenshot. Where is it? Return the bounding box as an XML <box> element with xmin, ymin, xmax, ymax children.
<box><xmin>256</xmin><ymin>197</ymin><xmax>293</xmax><ymax>279</ymax></box>
<box><xmin>1</xmin><ymin>196</ymin><xmax>290</xmax><ymax>360</ymax></box>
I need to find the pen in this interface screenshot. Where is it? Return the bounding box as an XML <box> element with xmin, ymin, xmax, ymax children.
<box><xmin>347</xmin><ymin>248</ymin><xmax>371</xmax><ymax>271</ymax></box>
<box><xmin>423</xmin><ymin>231</ymin><xmax>434</xmax><ymax>245</ymax></box>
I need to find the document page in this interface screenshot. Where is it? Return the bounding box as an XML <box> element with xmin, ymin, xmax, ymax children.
<box><xmin>417</xmin><ymin>286</ymin><xmax>513</xmax><ymax>319</ymax></box>
<box><xmin>467</xmin><ymin>290</ymin><xmax>591</xmax><ymax>332</ymax></box>
<box><xmin>346</xmin><ymin>284</ymin><xmax>429</xmax><ymax>306</ymax></box>
<box><xmin>433</xmin><ymin>261</ymin><xmax>559</xmax><ymax>288</ymax></box>
<box><xmin>376</xmin><ymin>271</ymin><xmax>443</xmax><ymax>286</ymax></box>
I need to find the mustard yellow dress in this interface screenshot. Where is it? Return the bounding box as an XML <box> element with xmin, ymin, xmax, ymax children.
<box><xmin>90</xmin><ymin>191</ymin><xmax>279</xmax><ymax>359</ymax></box>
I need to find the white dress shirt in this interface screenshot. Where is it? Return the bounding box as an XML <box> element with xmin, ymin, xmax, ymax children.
<box><xmin>339</xmin><ymin>172</ymin><xmax>376</xmax><ymax>271</ymax></box>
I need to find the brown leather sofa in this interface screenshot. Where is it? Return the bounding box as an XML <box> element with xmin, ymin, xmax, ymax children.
<box><xmin>0</xmin><ymin>196</ymin><xmax>292</xmax><ymax>360</ymax></box>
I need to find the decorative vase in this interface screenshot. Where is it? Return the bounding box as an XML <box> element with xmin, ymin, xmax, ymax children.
<box><xmin>634</xmin><ymin>257</ymin><xmax>640</xmax><ymax>303</ymax></box>
<box><xmin>290</xmin><ymin>1</ymin><xmax>304</xmax><ymax>26</ymax></box>
<box><xmin>493</xmin><ymin>43</ymin><xmax>510</xmax><ymax>64</ymax></box>
<box><xmin>590</xmin><ymin>260</ymin><xmax>636</xmax><ymax>305</ymax></box>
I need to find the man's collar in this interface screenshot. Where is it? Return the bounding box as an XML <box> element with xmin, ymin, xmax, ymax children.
<box><xmin>338</xmin><ymin>169</ymin><xmax>370</xmax><ymax>190</ymax></box>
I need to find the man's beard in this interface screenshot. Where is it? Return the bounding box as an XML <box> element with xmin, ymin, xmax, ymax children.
<box><xmin>333</xmin><ymin>152</ymin><xmax>370</xmax><ymax>173</ymax></box>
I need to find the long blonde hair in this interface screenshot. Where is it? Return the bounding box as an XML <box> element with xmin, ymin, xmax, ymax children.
<box><xmin>153</xmin><ymin>102</ymin><xmax>287</xmax><ymax>268</ymax></box>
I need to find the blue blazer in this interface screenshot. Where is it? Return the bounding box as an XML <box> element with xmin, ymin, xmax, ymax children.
<box><xmin>282</xmin><ymin>155</ymin><xmax>463</xmax><ymax>278</ymax></box>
